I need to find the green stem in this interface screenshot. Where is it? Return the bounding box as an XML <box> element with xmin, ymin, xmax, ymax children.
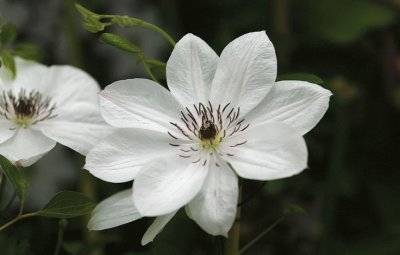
<box><xmin>0</xmin><ymin>197</ymin><xmax>37</xmax><ymax>231</ymax></box>
<box><xmin>64</xmin><ymin>0</ymin><xmax>83</xmax><ymax>67</ymax></box>
<box><xmin>78</xmin><ymin>163</ymin><xmax>103</xmax><ymax>255</ymax></box>
<box><xmin>101</xmin><ymin>15</ymin><xmax>176</xmax><ymax>47</ymax></box>
<box><xmin>107</xmin><ymin>15</ymin><xmax>176</xmax><ymax>47</ymax></box>
<box><xmin>239</xmin><ymin>216</ymin><xmax>286</xmax><ymax>254</ymax></box>
<box><xmin>54</xmin><ymin>219</ymin><xmax>68</xmax><ymax>255</ymax></box>
<box><xmin>0</xmin><ymin>172</ymin><xmax>5</xmax><ymax>207</ymax></box>
<box><xmin>224</xmin><ymin>184</ymin><xmax>242</xmax><ymax>255</ymax></box>
<box><xmin>138</xmin><ymin>52</ymin><xmax>159</xmax><ymax>83</ymax></box>
<box><xmin>0</xmin><ymin>211</ymin><xmax>37</xmax><ymax>232</ymax></box>
<box><xmin>136</xmin><ymin>20</ymin><xmax>176</xmax><ymax>47</ymax></box>
<box><xmin>212</xmin><ymin>236</ymin><xmax>224</xmax><ymax>255</ymax></box>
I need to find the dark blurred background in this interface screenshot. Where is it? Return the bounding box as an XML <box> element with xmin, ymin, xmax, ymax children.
<box><xmin>0</xmin><ymin>0</ymin><xmax>399</xmax><ymax>254</ymax></box>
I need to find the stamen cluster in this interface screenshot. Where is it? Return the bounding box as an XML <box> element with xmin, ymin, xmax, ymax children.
<box><xmin>168</xmin><ymin>101</ymin><xmax>249</xmax><ymax>166</ymax></box>
<box><xmin>0</xmin><ymin>89</ymin><xmax>57</xmax><ymax>129</ymax></box>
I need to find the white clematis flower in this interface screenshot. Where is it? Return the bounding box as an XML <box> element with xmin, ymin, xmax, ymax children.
<box><xmin>0</xmin><ymin>57</ymin><xmax>110</xmax><ymax>166</ymax></box>
<box><xmin>86</xmin><ymin>31</ymin><xmax>332</xmax><ymax>242</ymax></box>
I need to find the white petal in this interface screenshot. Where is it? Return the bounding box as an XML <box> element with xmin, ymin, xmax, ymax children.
<box><xmin>88</xmin><ymin>189</ymin><xmax>142</xmax><ymax>230</ymax></box>
<box><xmin>0</xmin><ymin>128</ymin><xmax>56</xmax><ymax>166</ymax></box>
<box><xmin>167</xmin><ymin>33</ymin><xmax>219</xmax><ymax>106</ymax></box>
<box><xmin>0</xmin><ymin>119</ymin><xmax>14</xmax><ymax>143</ymax></box>
<box><xmin>210</xmin><ymin>31</ymin><xmax>277</xmax><ymax>114</ymax></box>
<box><xmin>45</xmin><ymin>65</ymin><xmax>100</xmax><ymax>106</ymax></box>
<box><xmin>99</xmin><ymin>79</ymin><xmax>183</xmax><ymax>133</ymax></box>
<box><xmin>39</xmin><ymin>102</ymin><xmax>111</xmax><ymax>156</ymax></box>
<box><xmin>224</xmin><ymin>122</ymin><xmax>307</xmax><ymax>180</ymax></box>
<box><xmin>1</xmin><ymin>59</ymin><xmax>100</xmax><ymax>106</ymax></box>
<box><xmin>133</xmin><ymin>157</ymin><xmax>208</xmax><ymax>216</ymax></box>
<box><xmin>5</xmin><ymin>58</ymin><xmax>48</xmax><ymax>93</ymax></box>
<box><xmin>186</xmin><ymin>160</ymin><xmax>238</xmax><ymax>236</ymax></box>
<box><xmin>141</xmin><ymin>211</ymin><xmax>177</xmax><ymax>245</ymax></box>
<box><xmin>85</xmin><ymin>129</ymin><xmax>177</xmax><ymax>183</ymax></box>
<box><xmin>245</xmin><ymin>80</ymin><xmax>332</xmax><ymax>135</ymax></box>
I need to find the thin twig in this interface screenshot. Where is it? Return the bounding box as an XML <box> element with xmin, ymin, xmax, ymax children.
<box><xmin>0</xmin><ymin>211</ymin><xmax>37</xmax><ymax>231</ymax></box>
<box><xmin>239</xmin><ymin>216</ymin><xmax>286</xmax><ymax>254</ymax></box>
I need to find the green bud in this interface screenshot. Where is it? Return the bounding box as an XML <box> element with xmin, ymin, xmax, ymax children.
<box><xmin>99</xmin><ymin>33</ymin><xmax>141</xmax><ymax>53</ymax></box>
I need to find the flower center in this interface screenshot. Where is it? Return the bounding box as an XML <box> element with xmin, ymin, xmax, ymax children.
<box><xmin>168</xmin><ymin>101</ymin><xmax>250</xmax><ymax>166</ymax></box>
<box><xmin>0</xmin><ymin>89</ymin><xmax>57</xmax><ymax>129</ymax></box>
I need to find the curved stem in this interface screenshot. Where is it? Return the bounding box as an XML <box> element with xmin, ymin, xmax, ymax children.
<box><xmin>0</xmin><ymin>197</ymin><xmax>37</xmax><ymax>232</ymax></box>
<box><xmin>137</xmin><ymin>20</ymin><xmax>176</xmax><ymax>47</ymax></box>
<box><xmin>0</xmin><ymin>211</ymin><xmax>37</xmax><ymax>231</ymax></box>
<box><xmin>138</xmin><ymin>52</ymin><xmax>159</xmax><ymax>83</ymax></box>
<box><xmin>239</xmin><ymin>216</ymin><xmax>285</xmax><ymax>254</ymax></box>
<box><xmin>102</xmin><ymin>15</ymin><xmax>176</xmax><ymax>47</ymax></box>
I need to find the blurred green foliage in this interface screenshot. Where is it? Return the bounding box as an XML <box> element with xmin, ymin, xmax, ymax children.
<box><xmin>0</xmin><ymin>14</ymin><xmax>43</xmax><ymax>77</ymax></box>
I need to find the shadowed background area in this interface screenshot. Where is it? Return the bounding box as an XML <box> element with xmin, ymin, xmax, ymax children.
<box><xmin>0</xmin><ymin>0</ymin><xmax>399</xmax><ymax>254</ymax></box>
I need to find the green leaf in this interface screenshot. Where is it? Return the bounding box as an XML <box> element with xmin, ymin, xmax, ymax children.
<box><xmin>277</xmin><ymin>73</ymin><xmax>324</xmax><ymax>85</ymax></box>
<box><xmin>283</xmin><ymin>204</ymin><xmax>308</xmax><ymax>217</ymax></box>
<box><xmin>99</xmin><ymin>33</ymin><xmax>141</xmax><ymax>53</ymax></box>
<box><xmin>37</xmin><ymin>191</ymin><xmax>96</xmax><ymax>218</ymax></box>
<box><xmin>0</xmin><ymin>155</ymin><xmax>28</xmax><ymax>200</ymax></box>
<box><xmin>12</xmin><ymin>44</ymin><xmax>43</xmax><ymax>61</ymax></box>
<box><xmin>0</xmin><ymin>51</ymin><xmax>16</xmax><ymax>78</ymax></box>
<box><xmin>0</xmin><ymin>23</ymin><xmax>17</xmax><ymax>45</ymax></box>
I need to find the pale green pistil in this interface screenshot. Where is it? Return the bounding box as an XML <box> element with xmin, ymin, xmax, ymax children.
<box><xmin>199</xmin><ymin>121</ymin><xmax>221</xmax><ymax>150</ymax></box>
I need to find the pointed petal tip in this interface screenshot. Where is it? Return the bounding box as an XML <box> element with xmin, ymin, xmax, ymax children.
<box><xmin>87</xmin><ymin>220</ymin><xmax>95</xmax><ymax>231</ymax></box>
<box><xmin>141</xmin><ymin>238</ymin><xmax>152</xmax><ymax>246</ymax></box>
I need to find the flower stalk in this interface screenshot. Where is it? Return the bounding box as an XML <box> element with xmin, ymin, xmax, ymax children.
<box><xmin>239</xmin><ymin>215</ymin><xmax>286</xmax><ymax>254</ymax></box>
<box><xmin>225</xmin><ymin>185</ymin><xmax>242</xmax><ymax>255</ymax></box>
<box><xmin>0</xmin><ymin>198</ymin><xmax>37</xmax><ymax>232</ymax></box>
<box><xmin>137</xmin><ymin>51</ymin><xmax>159</xmax><ymax>83</ymax></box>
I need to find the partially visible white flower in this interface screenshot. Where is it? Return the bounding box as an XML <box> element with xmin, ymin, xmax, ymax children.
<box><xmin>86</xmin><ymin>31</ymin><xmax>332</xmax><ymax>242</ymax></box>
<box><xmin>0</xmin><ymin>57</ymin><xmax>110</xmax><ymax>166</ymax></box>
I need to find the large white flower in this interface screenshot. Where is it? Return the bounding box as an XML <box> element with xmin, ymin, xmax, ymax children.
<box><xmin>86</xmin><ymin>31</ymin><xmax>332</xmax><ymax>242</ymax></box>
<box><xmin>0</xmin><ymin>57</ymin><xmax>110</xmax><ymax>166</ymax></box>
